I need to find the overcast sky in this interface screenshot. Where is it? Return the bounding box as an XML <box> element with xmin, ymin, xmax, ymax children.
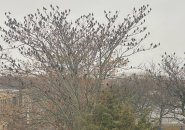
<box><xmin>0</xmin><ymin>0</ymin><xmax>185</xmax><ymax>66</ymax></box>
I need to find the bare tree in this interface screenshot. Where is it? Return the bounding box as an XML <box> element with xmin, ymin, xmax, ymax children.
<box><xmin>0</xmin><ymin>4</ymin><xmax>157</xmax><ymax>130</ymax></box>
<box><xmin>158</xmin><ymin>53</ymin><xmax>185</xmax><ymax>122</ymax></box>
<box><xmin>146</xmin><ymin>62</ymin><xmax>173</xmax><ymax>127</ymax></box>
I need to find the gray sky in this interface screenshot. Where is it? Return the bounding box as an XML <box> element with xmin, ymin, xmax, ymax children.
<box><xmin>0</xmin><ymin>0</ymin><xmax>185</xmax><ymax>66</ymax></box>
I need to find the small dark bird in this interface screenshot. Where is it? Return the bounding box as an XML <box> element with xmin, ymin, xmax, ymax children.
<box><xmin>153</xmin><ymin>45</ymin><xmax>157</xmax><ymax>48</ymax></box>
<box><xmin>43</xmin><ymin>7</ymin><xmax>47</xmax><ymax>10</ymax></box>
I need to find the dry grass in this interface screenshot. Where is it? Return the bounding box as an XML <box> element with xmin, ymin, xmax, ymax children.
<box><xmin>162</xmin><ymin>125</ymin><xmax>184</xmax><ymax>130</ymax></box>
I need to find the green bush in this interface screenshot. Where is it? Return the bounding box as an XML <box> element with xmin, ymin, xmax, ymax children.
<box><xmin>78</xmin><ymin>90</ymin><xmax>152</xmax><ymax>130</ymax></box>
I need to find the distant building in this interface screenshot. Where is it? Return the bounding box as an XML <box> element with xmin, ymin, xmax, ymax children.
<box><xmin>0</xmin><ymin>88</ymin><xmax>20</xmax><ymax>130</ymax></box>
<box><xmin>0</xmin><ymin>88</ymin><xmax>20</xmax><ymax>115</ymax></box>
